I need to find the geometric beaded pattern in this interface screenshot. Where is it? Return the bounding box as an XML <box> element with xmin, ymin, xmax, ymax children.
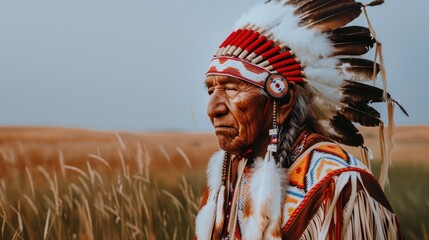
<box><xmin>281</xmin><ymin>143</ymin><xmax>369</xmax><ymax>228</ymax></box>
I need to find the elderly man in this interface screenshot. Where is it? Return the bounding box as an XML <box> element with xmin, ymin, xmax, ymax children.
<box><xmin>195</xmin><ymin>0</ymin><xmax>404</xmax><ymax>239</ymax></box>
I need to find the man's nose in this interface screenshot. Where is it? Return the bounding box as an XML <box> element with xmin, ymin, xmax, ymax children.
<box><xmin>207</xmin><ymin>90</ymin><xmax>228</xmax><ymax>120</ymax></box>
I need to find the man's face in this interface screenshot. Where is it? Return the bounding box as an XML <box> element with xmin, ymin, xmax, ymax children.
<box><xmin>205</xmin><ymin>76</ymin><xmax>272</xmax><ymax>155</ymax></box>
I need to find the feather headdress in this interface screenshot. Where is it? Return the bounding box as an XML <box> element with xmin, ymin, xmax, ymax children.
<box><xmin>206</xmin><ymin>0</ymin><xmax>407</xmax><ymax>188</ymax></box>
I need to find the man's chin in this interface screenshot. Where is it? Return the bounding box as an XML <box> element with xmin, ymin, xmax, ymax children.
<box><xmin>215</xmin><ymin>134</ymin><xmax>239</xmax><ymax>153</ymax></box>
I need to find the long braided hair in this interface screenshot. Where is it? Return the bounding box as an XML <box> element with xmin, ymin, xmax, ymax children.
<box><xmin>276</xmin><ymin>91</ymin><xmax>323</xmax><ymax>168</ymax></box>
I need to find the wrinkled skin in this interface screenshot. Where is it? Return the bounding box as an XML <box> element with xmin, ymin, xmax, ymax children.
<box><xmin>205</xmin><ymin>75</ymin><xmax>274</xmax><ymax>157</ymax></box>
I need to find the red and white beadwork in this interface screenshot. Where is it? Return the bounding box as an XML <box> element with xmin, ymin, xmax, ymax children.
<box><xmin>207</xmin><ymin>57</ymin><xmax>270</xmax><ymax>88</ymax></box>
<box><xmin>206</xmin><ymin>25</ymin><xmax>305</xmax><ymax>90</ymax></box>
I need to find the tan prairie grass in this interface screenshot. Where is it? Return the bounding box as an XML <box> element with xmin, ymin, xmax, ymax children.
<box><xmin>0</xmin><ymin>127</ymin><xmax>218</xmax><ymax>239</ymax></box>
<box><xmin>1</xmin><ymin>151</ymin><xmax>200</xmax><ymax>239</ymax></box>
<box><xmin>0</xmin><ymin>126</ymin><xmax>428</xmax><ymax>239</ymax></box>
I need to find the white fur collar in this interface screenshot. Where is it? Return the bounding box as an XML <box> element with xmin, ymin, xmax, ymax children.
<box><xmin>195</xmin><ymin>150</ymin><xmax>225</xmax><ymax>239</ymax></box>
<box><xmin>195</xmin><ymin>151</ymin><xmax>285</xmax><ymax>239</ymax></box>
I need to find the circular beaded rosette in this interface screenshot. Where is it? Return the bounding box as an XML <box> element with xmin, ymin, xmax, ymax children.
<box><xmin>265</xmin><ymin>74</ymin><xmax>289</xmax><ymax>99</ymax></box>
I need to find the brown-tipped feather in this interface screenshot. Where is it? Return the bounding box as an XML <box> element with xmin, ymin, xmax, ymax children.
<box><xmin>329</xmin><ymin>26</ymin><xmax>374</xmax><ymax>45</ymax></box>
<box><xmin>332</xmin><ymin>43</ymin><xmax>372</xmax><ymax>56</ymax></box>
<box><xmin>341</xmin><ymin>81</ymin><xmax>409</xmax><ymax>117</ymax></box>
<box><xmin>368</xmin><ymin>0</ymin><xmax>384</xmax><ymax>6</ymax></box>
<box><xmin>329</xmin><ymin>26</ymin><xmax>375</xmax><ymax>56</ymax></box>
<box><xmin>329</xmin><ymin>114</ymin><xmax>364</xmax><ymax>146</ymax></box>
<box><xmin>285</xmin><ymin>0</ymin><xmax>315</xmax><ymax>8</ymax></box>
<box><xmin>338</xmin><ymin>58</ymin><xmax>380</xmax><ymax>81</ymax></box>
<box><xmin>342</xmin><ymin>104</ymin><xmax>382</xmax><ymax>127</ymax></box>
<box><xmin>341</xmin><ymin>80</ymin><xmax>387</xmax><ymax>104</ymax></box>
<box><xmin>295</xmin><ymin>0</ymin><xmax>353</xmax><ymax>16</ymax></box>
<box><xmin>302</xmin><ymin>2</ymin><xmax>362</xmax><ymax>31</ymax></box>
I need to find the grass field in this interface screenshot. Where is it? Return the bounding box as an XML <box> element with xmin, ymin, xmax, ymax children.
<box><xmin>0</xmin><ymin>126</ymin><xmax>428</xmax><ymax>239</ymax></box>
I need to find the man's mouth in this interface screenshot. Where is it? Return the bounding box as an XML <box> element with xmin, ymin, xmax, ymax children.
<box><xmin>215</xmin><ymin>125</ymin><xmax>232</xmax><ymax>129</ymax></box>
<box><xmin>214</xmin><ymin>125</ymin><xmax>236</xmax><ymax>135</ymax></box>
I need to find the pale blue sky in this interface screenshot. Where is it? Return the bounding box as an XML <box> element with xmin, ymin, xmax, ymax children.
<box><xmin>0</xmin><ymin>0</ymin><xmax>428</xmax><ymax>131</ymax></box>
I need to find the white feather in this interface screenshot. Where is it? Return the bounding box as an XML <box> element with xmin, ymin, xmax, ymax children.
<box><xmin>306</xmin><ymin>80</ymin><xmax>342</xmax><ymax>103</ymax></box>
<box><xmin>234</xmin><ymin>2</ymin><xmax>333</xmax><ymax>64</ymax></box>
<box><xmin>271</xmin><ymin>6</ymin><xmax>333</xmax><ymax>64</ymax></box>
<box><xmin>207</xmin><ymin>150</ymin><xmax>224</xmax><ymax>192</ymax></box>
<box><xmin>305</xmin><ymin>66</ymin><xmax>344</xmax><ymax>88</ymax></box>
<box><xmin>309</xmin><ymin>57</ymin><xmax>339</xmax><ymax>68</ymax></box>
<box><xmin>242</xmin><ymin>216</ymin><xmax>263</xmax><ymax>240</ymax></box>
<box><xmin>234</xmin><ymin>1</ymin><xmax>286</xmax><ymax>30</ymax></box>
<box><xmin>275</xmin><ymin>29</ymin><xmax>332</xmax><ymax>64</ymax></box>
<box><xmin>196</xmin><ymin>151</ymin><xmax>226</xmax><ymax>239</ymax></box>
<box><xmin>310</xmin><ymin>96</ymin><xmax>336</xmax><ymax>119</ymax></box>
<box><xmin>338</xmin><ymin>61</ymin><xmax>375</xmax><ymax>82</ymax></box>
<box><xmin>195</xmin><ymin>199</ymin><xmax>216</xmax><ymax>240</ymax></box>
<box><xmin>241</xmin><ymin>155</ymin><xmax>284</xmax><ymax>239</ymax></box>
<box><xmin>249</xmin><ymin>156</ymin><xmax>283</xmax><ymax>208</ymax></box>
<box><xmin>215</xmin><ymin>185</ymin><xmax>226</xmax><ymax>228</ymax></box>
<box><xmin>263</xmin><ymin>166</ymin><xmax>284</xmax><ymax>240</ymax></box>
<box><xmin>338</xmin><ymin>62</ymin><xmax>354</xmax><ymax>80</ymax></box>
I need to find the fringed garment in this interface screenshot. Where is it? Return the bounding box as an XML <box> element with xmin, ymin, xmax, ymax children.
<box><xmin>195</xmin><ymin>132</ymin><xmax>403</xmax><ymax>239</ymax></box>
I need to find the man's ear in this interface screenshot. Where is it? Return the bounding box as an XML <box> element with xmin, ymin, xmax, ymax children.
<box><xmin>277</xmin><ymin>83</ymin><xmax>297</xmax><ymax>126</ymax></box>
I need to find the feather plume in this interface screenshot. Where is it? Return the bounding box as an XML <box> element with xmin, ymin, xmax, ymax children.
<box><xmin>207</xmin><ymin>151</ymin><xmax>225</xmax><ymax>192</ymax></box>
<box><xmin>213</xmin><ymin>185</ymin><xmax>226</xmax><ymax>239</ymax></box>
<box><xmin>295</xmin><ymin>0</ymin><xmax>354</xmax><ymax>16</ymax></box>
<box><xmin>195</xmin><ymin>151</ymin><xmax>225</xmax><ymax>240</ymax></box>
<box><xmin>342</xmin><ymin>104</ymin><xmax>382</xmax><ymax>127</ymax></box>
<box><xmin>330</xmin><ymin>26</ymin><xmax>373</xmax><ymax>43</ymax></box>
<box><xmin>241</xmin><ymin>156</ymin><xmax>283</xmax><ymax>239</ymax></box>
<box><xmin>330</xmin><ymin>114</ymin><xmax>364</xmax><ymax>146</ymax></box>
<box><xmin>332</xmin><ymin>42</ymin><xmax>372</xmax><ymax>56</ymax></box>
<box><xmin>338</xmin><ymin>58</ymin><xmax>379</xmax><ymax>81</ymax></box>
<box><xmin>368</xmin><ymin>0</ymin><xmax>384</xmax><ymax>6</ymax></box>
<box><xmin>195</xmin><ymin>199</ymin><xmax>216</xmax><ymax>239</ymax></box>
<box><xmin>341</xmin><ymin>81</ymin><xmax>409</xmax><ymax>117</ymax></box>
<box><xmin>306</xmin><ymin>80</ymin><xmax>343</xmax><ymax>103</ymax></box>
<box><xmin>308</xmin><ymin>97</ymin><xmax>336</xmax><ymax>123</ymax></box>
<box><xmin>341</xmin><ymin>80</ymin><xmax>386</xmax><ymax>104</ymax></box>
<box><xmin>285</xmin><ymin>0</ymin><xmax>315</xmax><ymax>8</ymax></box>
<box><xmin>302</xmin><ymin>2</ymin><xmax>362</xmax><ymax>31</ymax></box>
<box><xmin>329</xmin><ymin>26</ymin><xmax>375</xmax><ymax>55</ymax></box>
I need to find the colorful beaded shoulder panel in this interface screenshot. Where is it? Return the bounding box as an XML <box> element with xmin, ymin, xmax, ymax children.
<box><xmin>280</xmin><ymin>136</ymin><xmax>370</xmax><ymax>229</ymax></box>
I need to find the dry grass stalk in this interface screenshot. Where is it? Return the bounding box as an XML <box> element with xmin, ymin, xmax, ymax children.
<box><xmin>0</xmin><ymin>138</ymin><xmax>204</xmax><ymax>239</ymax></box>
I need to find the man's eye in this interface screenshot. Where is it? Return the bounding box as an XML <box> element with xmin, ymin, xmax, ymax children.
<box><xmin>207</xmin><ymin>88</ymin><xmax>214</xmax><ymax>95</ymax></box>
<box><xmin>225</xmin><ymin>84</ymin><xmax>238</xmax><ymax>92</ymax></box>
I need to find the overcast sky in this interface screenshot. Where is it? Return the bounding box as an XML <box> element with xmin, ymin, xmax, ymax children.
<box><xmin>1</xmin><ymin>0</ymin><xmax>428</xmax><ymax>132</ymax></box>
